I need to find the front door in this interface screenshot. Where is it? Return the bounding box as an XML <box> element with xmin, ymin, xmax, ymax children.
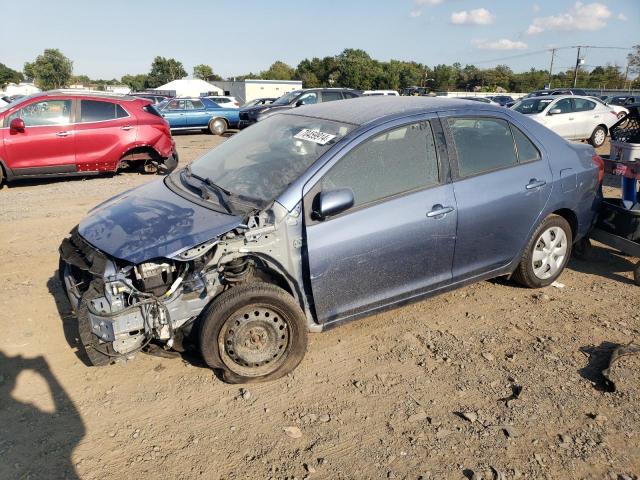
<box><xmin>74</xmin><ymin>99</ymin><xmax>137</xmax><ymax>171</ymax></box>
<box><xmin>3</xmin><ymin>98</ymin><xmax>75</xmax><ymax>172</ymax></box>
<box><xmin>161</xmin><ymin>99</ymin><xmax>187</xmax><ymax>128</ymax></box>
<box><xmin>441</xmin><ymin>114</ymin><xmax>552</xmax><ymax>279</ymax></box>
<box><xmin>304</xmin><ymin>118</ymin><xmax>457</xmax><ymax>324</ymax></box>
<box><xmin>545</xmin><ymin>98</ymin><xmax>576</xmax><ymax>138</ymax></box>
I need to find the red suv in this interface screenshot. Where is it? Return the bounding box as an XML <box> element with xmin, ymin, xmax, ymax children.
<box><xmin>0</xmin><ymin>91</ymin><xmax>177</xmax><ymax>186</ymax></box>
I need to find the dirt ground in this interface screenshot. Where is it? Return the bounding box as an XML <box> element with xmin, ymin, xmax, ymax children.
<box><xmin>0</xmin><ymin>134</ymin><xmax>638</xmax><ymax>480</ymax></box>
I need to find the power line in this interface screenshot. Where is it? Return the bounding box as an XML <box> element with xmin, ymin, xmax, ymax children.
<box><xmin>471</xmin><ymin>45</ymin><xmax>631</xmax><ymax>66</ymax></box>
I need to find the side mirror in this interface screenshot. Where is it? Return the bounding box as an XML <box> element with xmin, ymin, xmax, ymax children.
<box><xmin>295</xmin><ymin>99</ymin><xmax>305</xmax><ymax>107</ymax></box>
<box><xmin>314</xmin><ymin>188</ymin><xmax>354</xmax><ymax>220</ymax></box>
<box><xmin>9</xmin><ymin>117</ymin><xmax>25</xmax><ymax>133</ymax></box>
<box><xmin>548</xmin><ymin>108</ymin><xmax>562</xmax><ymax>115</ymax></box>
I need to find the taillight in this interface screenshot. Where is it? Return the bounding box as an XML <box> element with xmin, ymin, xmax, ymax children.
<box><xmin>234</xmin><ymin>101</ymin><xmax>239</xmax><ymax>106</ymax></box>
<box><xmin>592</xmin><ymin>154</ymin><xmax>604</xmax><ymax>184</ymax></box>
<box><xmin>610</xmin><ymin>110</ymin><xmax>618</xmax><ymax>117</ymax></box>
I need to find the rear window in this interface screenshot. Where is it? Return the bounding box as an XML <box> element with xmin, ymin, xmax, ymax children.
<box><xmin>80</xmin><ymin>100</ymin><xmax>128</xmax><ymax>122</ymax></box>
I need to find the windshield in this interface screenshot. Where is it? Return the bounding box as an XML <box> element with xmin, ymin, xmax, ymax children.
<box><xmin>272</xmin><ymin>90</ymin><xmax>302</xmax><ymax>106</ymax></box>
<box><xmin>610</xmin><ymin>97</ymin><xmax>627</xmax><ymax>106</ymax></box>
<box><xmin>187</xmin><ymin>114</ymin><xmax>353</xmax><ymax>208</ymax></box>
<box><xmin>513</xmin><ymin>98</ymin><xmax>554</xmax><ymax>114</ymax></box>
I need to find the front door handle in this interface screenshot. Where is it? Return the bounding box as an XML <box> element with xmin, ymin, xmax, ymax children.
<box><xmin>526</xmin><ymin>179</ymin><xmax>547</xmax><ymax>190</ymax></box>
<box><xmin>56</xmin><ymin>131</ymin><xmax>71</xmax><ymax>137</ymax></box>
<box><xmin>568</xmin><ymin>117</ymin><xmax>574</xmax><ymax>120</ymax></box>
<box><xmin>427</xmin><ymin>205</ymin><xmax>455</xmax><ymax>218</ymax></box>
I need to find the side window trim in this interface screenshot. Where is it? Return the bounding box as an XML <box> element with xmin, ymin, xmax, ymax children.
<box><xmin>78</xmin><ymin>99</ymin><xmax>130</xmax><ymax>124</ymax></box>
<box><xmin>303</xmin><ymin>116</ymin><xmax>447</xmax><ymax>225</ymax></box>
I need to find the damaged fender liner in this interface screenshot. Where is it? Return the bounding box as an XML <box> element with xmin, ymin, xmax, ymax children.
<box><xmin>59</xmin><ymin>227</ymin><xmax>108</xmax><ymax>276</ymax></box>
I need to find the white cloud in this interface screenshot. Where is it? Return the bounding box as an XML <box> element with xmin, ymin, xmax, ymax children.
<box><xmin>451</xmin><ymin>8</ymin><xmax>495</xmax><ymax>25</ymax></box>
<box><xmin>409</xmin><ymin>9</ymin><xmax>423</xmax><ymax>17</ymax></box>
<box><xmin>473</xmin><ymin>39</ymin><xmax>528</xmax><ymax>50</ymax></box>
<box><xmin>527</xmin><ymin>2</ymin><xmax>611</xmax><ymax>35</ymax></box>
<box><xmin>618</xmin><ymin>12</ymin><xmax>628</xmax><ymax>21</ymax></box>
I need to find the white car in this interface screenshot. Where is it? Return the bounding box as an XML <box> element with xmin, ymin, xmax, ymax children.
<box><xmin>362</xmin><ymin>90</ymin><xmax>399</xmax><ymax>96</ymax></box>
<box><xmin>591</xmin><ymin>96</ymin><xmax>628</xmax><ymax>120</ymax></box>
<box><xmin>204</xmin><ymin>96</ymin><xmax>240</xmax><ymax>108</ymax></box>
<box><xmin>511</xmin><ymin>95</ymin><xmax>619</xmax><ymax>147</ymax></box>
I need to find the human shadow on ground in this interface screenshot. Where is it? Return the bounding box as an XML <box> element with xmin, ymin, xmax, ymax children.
<box><xmin>0</xmin><ymin>351</ymin><xmax>84</xmax><ymax>479</ymax></box>
<box><xmin>578</xmin><ymin>341</ymin><xmax>621</xmax><ymax>392</ymax></box>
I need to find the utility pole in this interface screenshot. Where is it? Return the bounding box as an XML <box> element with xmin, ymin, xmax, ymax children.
<box><xmin>623</xmin><ymin>63</ymin><xmax>630</xmax><ymax>91</ymax></box>
<box><xmin>548</xmin><ymin>48</ymin><xmax>556</xmax><ymax>89</ymax></box>
<box><xmin>573</xmin><ymin>46</ymin><xmax>582</xmax><ymax>88</ymax></box>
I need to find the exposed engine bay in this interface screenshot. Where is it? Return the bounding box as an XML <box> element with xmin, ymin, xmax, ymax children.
<box><xmin>59</xmin><ymin>202</ymin><xmax>311</xmax><ymax>363</ymax></box>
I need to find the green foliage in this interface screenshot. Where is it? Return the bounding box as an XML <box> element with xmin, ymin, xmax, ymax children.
<box><xmin>0</xmin><ymin>63</ymin><xmax>23</xmax><ymax>88</ymax></box>
<box><xmin>146</xmin><ymin>56</ymin><xmax>187</xmax><ymax>88</ymax></box>
<box><xmin>260</xmin><ymin>61</ymin><xmax>296</xmax><ymax>80</ymax></box>
<box><xmin>121</xmin><ymin>74</ymin><xmax>148</xmax><ymax>91</ymax></box>
<box><xmin>193</xmin><ymin>64</ymin><xmax>214</xmax><ymax>80</ymax></box>
<box><xmin>23</xmin><ymin>49</ymin><xmax>73</xmax><ymax>90</ymax></box>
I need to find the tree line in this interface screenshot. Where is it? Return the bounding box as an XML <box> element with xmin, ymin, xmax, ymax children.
<box><xmin>3</xmin><ymin>46</ymin><xmax>639</xmax><ymax>93</ymax></box>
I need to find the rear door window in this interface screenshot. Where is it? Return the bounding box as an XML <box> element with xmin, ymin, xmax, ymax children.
<box><xmin>448</xmin><ymin>117</ymin><xmax>518</xmax><ymax>177</ymax></box>
<box><xmin>186</xmin><ymin>100</ymin><xmax>204</xmax><ymax>110</ymax></box>
<box><xmin>573</xmin><ymin>98</ymin><xmax>595</xmax><ymax>112</ymax></box>
<box><xmin>322</xmin><ymin>121</ymin><xmax>439</xmax><ymax>208</ymax></box>
<box><xmin>80</xmin><ymin>100</ymin><xmax>123</xmax><ymax>122</ymax></box>
<box><xmin>511</xmin><ymin>126</ymin><xmax>540</xmax><ymax>163</ymax></box>
<box><xmin>321</xmin><ymin>91</ymin><xmax>343</xmax><ymax>102</ymax></box>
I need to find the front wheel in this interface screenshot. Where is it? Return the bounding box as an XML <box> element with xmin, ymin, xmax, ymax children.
<box><xmin>199</xmin><ymin>283</ymin><xmax>308</xmax><ymax>383</ymax></box>
<box><xmin>208</xmin><ymin>118</ymin><xmax>228</xmax><ymax>136</ymax></box>
<box><xmin>589</xmin><ymin>126</ymin><xmax>607</xmax><ymax>148</ymax></box>
<box><xmin>513</xmin><ymin>215</ymin><xmax>573</xmax><ymax>288</ymax></box>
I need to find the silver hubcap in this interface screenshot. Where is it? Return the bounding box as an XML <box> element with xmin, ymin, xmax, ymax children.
<box><xmin>594</xmin><ymin>129</ymin><xmax>605</xmax><ymax>145</ymax></box>
<box><xmin>218</xmin><ymin>306</ymin><xmax>289</xmax><ymax>377</ymax></box>
<box><xmin>532</xmin><ymin>226</ymin><xmax>568</xmax><ymax>280</ymax></box>
<box><xmin>212</xmin><ymin>119</ymin><xmax>225</xmax><ymax>135</ymax></box>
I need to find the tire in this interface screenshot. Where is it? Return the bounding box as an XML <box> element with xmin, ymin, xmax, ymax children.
<box><xmin>513</xmin><ymin>214</ymin><xmax>573</xmax><ymax>288</ymax></box>
<box><xmin>0</xmin><ymin>164</ymin><xmax>4</xmax><ymax>189</ymax></box>
<box><xmin>617</xmin><ymin>112</ymin><xmax>626</xmax><ymax>120</ymax></box>
<box><xmin>208</xmin><ymin>118</ymin><xmax>228</xmax><ymax>136</ymax></box>
<box><xmin>77</xmin><ymin>281</ymin><xmax>117</xmax><ymax>366</ymax></box>
<box><xmin>589</xmin><ymin>125</ymin><xmax>607</xmax><ymax>148</ymax></box>
<box><xmin>199</xmin><ymin>282</ymin><xmax>308</xmax><ymax>384</ymax></box>
<box><xmin>634</xmin><ymin>262</ymin><xmax>640</xmax><ymax>287</ymax></box>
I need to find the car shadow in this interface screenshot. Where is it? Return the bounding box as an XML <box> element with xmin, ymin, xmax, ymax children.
<box><xmin>0</xmin><ymin>350</ymin><xmax>84</xmax><ymax>479</ymax></box>
<box><xmin>567</xmin><ymin>244</ymin><xmax>637</xmax><ymax>286</ymax></box>
<box><xmin>46</xmin><ymin>274</ymin><xmax>93</xmax><ymax>367</ymax></box>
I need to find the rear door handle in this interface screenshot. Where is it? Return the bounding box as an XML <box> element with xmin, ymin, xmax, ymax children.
<box><xmin>121</xmin><ymin>125</ymin><xmax>133</xmax><ymax>131</ymax></box>
<box><xmin>427</xmin><ymin>205</ymin><xmax>455</xmax><ymax>218</ymax></box>
<box><xmin>526</xmin><ymin>179</ymin><xmax>547</xmax><ymax>190</ymax></box>
<box><xmin>56</xmin><ymin>131</ymin><xmax>71</xmax><ymax>137</ymax></box>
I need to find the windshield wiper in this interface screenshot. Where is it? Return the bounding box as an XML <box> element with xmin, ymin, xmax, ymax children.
<box><xmin>183</xmin><ymin>165</ymin><xmax>233</xmax><ymax>214</ymax></box>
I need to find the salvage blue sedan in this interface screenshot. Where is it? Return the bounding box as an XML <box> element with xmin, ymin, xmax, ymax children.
<box><xmin>157</xmin><ymin>97</ymin><xmax>239</xmax><ymax>135</ymax></box>
<box><xmin>59</xmin><ymin>97</ymin><xmax>602</xmax><ymax>383</ymax></box>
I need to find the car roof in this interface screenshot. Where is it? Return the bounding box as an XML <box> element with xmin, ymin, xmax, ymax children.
<box><xmin>282</xmin><ymin>96</ymin><xmax>503</xmax><ymax>126</ymax></box>
<box><xmin>35</xmin><ymin>90</ymin><xmax>140</xmax><ymax>102</ymax></box>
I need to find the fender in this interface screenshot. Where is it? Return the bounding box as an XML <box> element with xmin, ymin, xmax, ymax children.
<box><xmin>0</xmin><ymin>157</ymin><xmax>16</xmax><ymax>180</ymax></box>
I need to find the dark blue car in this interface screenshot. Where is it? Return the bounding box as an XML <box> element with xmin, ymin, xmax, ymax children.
<box><xmin>59</xmin><ymin>96</ymin><xmax>602</xmax><ymax>383</ymax></box>
<box><xmin>157</xmin><ymin>97</ymin><xmax>239</xmax><ymax>135</ymax></box>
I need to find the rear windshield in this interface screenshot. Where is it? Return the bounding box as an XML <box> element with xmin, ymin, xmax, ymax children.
<box><xmin>513</xmin><ymin>98</ymin><xmax>553</xmax><ymax>114</ymax></box>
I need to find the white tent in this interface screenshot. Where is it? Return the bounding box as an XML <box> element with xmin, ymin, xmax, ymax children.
<box><xmin>154</xmin><ymin>79</ymin><xmax>222</xmax><ymax>97</ymax></box>
<box><xmin>2</xmin><ymin>82</ymin><xmax>41</xmax><ymax>96</ymax></box>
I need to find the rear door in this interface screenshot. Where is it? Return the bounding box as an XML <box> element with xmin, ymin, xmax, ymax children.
<box><xmin>572</xmin><ymin>98</ymin><xmax>598</xmax><ymax>138</ymax></box>
<box><xmin>304</xmin><ymin>117</ymin><xmax>457</xmax><ymax>323</ymax></box>
<box><xmin>184</xmin><ymin>99</ymin><xmax>209</xmax><ymax>128</ymax></box>
<box><xmin>3</xmin><ymin>98</ymin><xmax>75</xmax><ymax>172</ymax></box>
<box><xmin>161</xmin><ymin>99</ymin><xmax>187</xmax><ymax>128</ymax></box>
<box><xmin>74</xmin><ymin>99</ymin><xmax>136</xmax><ymax>171</ymax></box>
<box><xmin>441</xmin><ymin>113</ymin><xmax>552</xmax><ymax>280</ymax></box>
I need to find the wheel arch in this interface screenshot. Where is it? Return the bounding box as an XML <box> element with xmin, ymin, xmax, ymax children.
<box><xmin>551</xmin><ymin>208</ymin><xmax>578</xmax><ymax>242</ymax></box>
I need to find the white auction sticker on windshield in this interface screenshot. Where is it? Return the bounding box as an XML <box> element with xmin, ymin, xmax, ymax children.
<box><xmin>294</xmin><ymin>129</ymin><xmax>336</xmax><ymax>145</ymax></box>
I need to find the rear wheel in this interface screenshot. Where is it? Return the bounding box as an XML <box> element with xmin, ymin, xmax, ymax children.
<box><xmin>513</xmin><ymin>215</ymin><xmax>573</xmax><ymax>288</ymax></box>
<box><xmin>208</xmin><ymin>118</ymin><xmax>228</xmax><ymax>136</ymax></box>
<box><xmin>199</xmin><ymin>283</ymin><xmax>308</xmax><ymax>383</ymax></box>
<box><xmin>589</xmin><ymin>125</ymin><xmax>607</xmax><ymax>148</ymax></box>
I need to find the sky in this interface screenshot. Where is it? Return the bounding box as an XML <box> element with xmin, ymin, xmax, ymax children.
<box><xmin>1</xmin><ymin>0</ymin><xmax>638</xmax><ymax>80</ymax></box>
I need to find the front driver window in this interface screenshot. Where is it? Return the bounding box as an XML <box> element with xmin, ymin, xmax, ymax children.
<box><xmin>297</xmin><ymin>93</ymin><xmax>317</xmax><ymax>105</ymax></box>
<box><xmin>322</xmin><ymin>121</ymin><xmax>439</xmax><ymax>208</ymax></box>
<box><xmin>8</xmin><ymin>100</ymin><xmax>72</xmax><ymax>126</ymax></box>
<box><xmin>166</xmin><ymin>100</ymin><xmax>185</xmax><ymax>110</ymax></box>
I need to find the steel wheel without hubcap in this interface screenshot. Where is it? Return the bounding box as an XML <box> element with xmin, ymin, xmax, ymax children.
<box><xmin>210</xmin><ymin>118</ymin><xmax>227</xmax><ymax>135</ymax></box>
<box><xmin>218</xmin><ymin>305</ymin><xmax>290</xmax><ymax>377</ymax></box>
<box><xmin>532</xmin><ymin>226</ymin><xmax>568</xmax><ymax>280</ymax></box>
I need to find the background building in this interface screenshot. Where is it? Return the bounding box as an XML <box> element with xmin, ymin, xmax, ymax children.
<box><xmin>153</xmin><ymin>79</ymin><xmax>223</xmax><ymax>97</ymax></box>
<box><xmin>212</xmin><ymin>79</ymin><xmax>302</xmax><ymax>103</ymax></box>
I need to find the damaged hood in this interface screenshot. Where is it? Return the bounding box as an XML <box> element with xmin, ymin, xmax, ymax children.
<box><xmin>78</xmin><ymin>179</ymin><xmax>242</xmax><ymax>264</ymax></box>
